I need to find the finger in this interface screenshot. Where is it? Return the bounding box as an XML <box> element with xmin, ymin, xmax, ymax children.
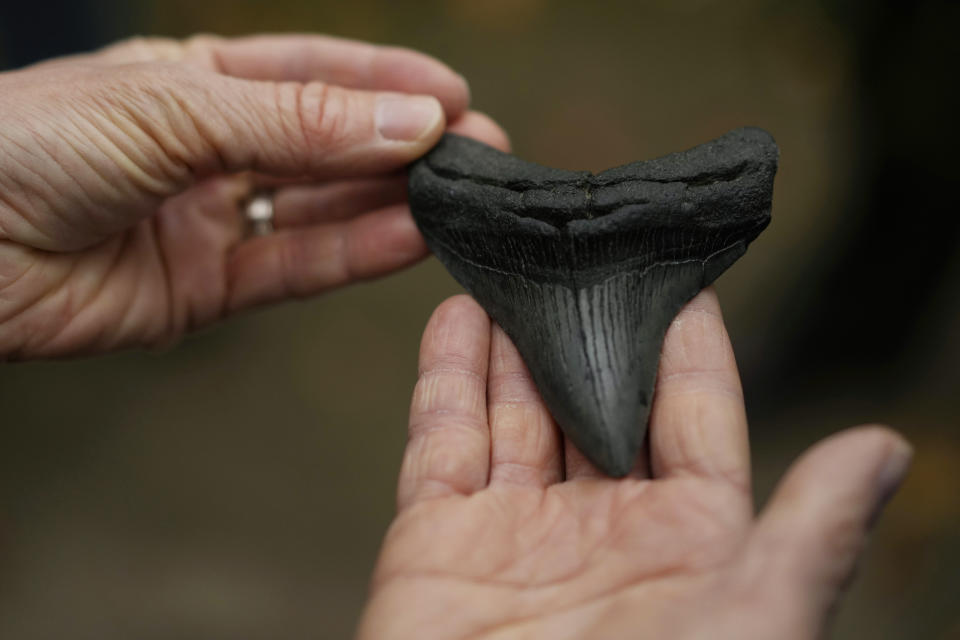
<box><xmin>397</xmin><ymin>296</ymin><xmax>492</xmax><ymax>511</ymax></box>
<box><xmin>744</xmin><ymin>426</ymin><xmax>911</xmax><ymax>629</ymax></box>
<box><xmin>93</xmin><ymin>35</ymin><xmax>470</xmax><ymax>119</ymax></box>
<box><xmin>186</xmin><ymin>34</ymin><xmax>470</xmax><ymax>119</ymax></box>
<box><xmin>172</xmin><ymin>72</ymin><xmax>447</xmax><ymax>180</ymax></box>
<box><xmin>447</xmin><ymin>111</ymin><xmax>512</xmax><ymax>152</ymax></box>
<box><xmin>266</xmin><ymin>109</ymin><xmax>510</xmax><ymax>228</ymax></box>
<box><xmin>273</xmin><ymin>175</ymin><xmax>406</xmax><ymax>227</ymax></box>
<box><xmin>68</xmin><ymin>67</ymin><xmax>444</xmax><ymax>204</ymax></box>
<box><xmin>225</xmin><ymin>203</ymin><xmax>426</xmax><ymax>311</ymax></box>
<box><xmin>266</xmin><ymin>109</ymin><xmax>509</xmax><ymax>229</ymax></box>
<box><xmin>249</xmin><ymin>108</ymin><xmax>508</xmax><ymax>185</ymax></box>
<box><xmin>154</xmin><ymin>175</ymin><xmax>249</xmax><ymax>331</ymax></box>
<box><xmin>487</xmin><ymin>324</ymin><xmax>563</xmax><ymax>488</ymax></box>
<box><xmin>649</xmin><ymin>288</ymin><xmax>751</xmax><ymax>494</ymax></box>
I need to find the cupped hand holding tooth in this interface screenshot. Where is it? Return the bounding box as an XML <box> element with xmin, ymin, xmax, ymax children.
<box><xmin>0</xmin><ymin>34</ymin><xmax>508</xmax><ymax>359</ymax></box>
<box><xmin>0</xmin><ymin>34</ymin><xmax>911</xmax><ymax>639</ymax></box>
<box><xmin>359</xmin><ymin>289</ymin><xmax>911</xmax><ymax>640</ymax></box>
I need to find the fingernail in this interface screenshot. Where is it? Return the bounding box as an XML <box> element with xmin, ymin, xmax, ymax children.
<box><xmin>376</xmin><ymin>95</ymin><xmax>442</xmax><ymax>141</ymax></box>
<box><xmin>868</xmin><ymin>440</ymin><xmax>913</xmax><ymax>528</ymax></box>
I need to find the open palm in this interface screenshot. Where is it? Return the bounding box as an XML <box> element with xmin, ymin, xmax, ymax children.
<box><xmin>359</xmin><ymin>290</ymin><xmax>911</xmax><ymax>639</ymax></box>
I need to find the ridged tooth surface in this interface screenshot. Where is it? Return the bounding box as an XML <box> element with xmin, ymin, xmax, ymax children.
<box><xmin>409</xmin><ymin>128</ymin><xmax>778</xmax><ymax>477</ymax></box>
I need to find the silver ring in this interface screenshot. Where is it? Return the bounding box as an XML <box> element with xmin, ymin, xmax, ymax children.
<box><xmin>244</xmin><ymin>191</ymin><xmax>275</xmax><ymax>236</ymax></box>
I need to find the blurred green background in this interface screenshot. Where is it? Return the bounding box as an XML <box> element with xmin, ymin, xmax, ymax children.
<box><xmin>0</xmin><ymin>0</ymin><xmax>958</xmax><ymax>638</ymax></box>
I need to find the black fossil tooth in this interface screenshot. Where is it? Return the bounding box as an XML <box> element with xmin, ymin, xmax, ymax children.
<box><xmin>408</xmin><ymin>127</ymin><xmax>778</xmax><ymax>477</ymax></box>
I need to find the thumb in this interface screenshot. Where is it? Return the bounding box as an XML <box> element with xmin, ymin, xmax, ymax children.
<box><xmin>744</xmin><ymin>426</ymin><xmax>912</xmax><ymax>634</ymax></box>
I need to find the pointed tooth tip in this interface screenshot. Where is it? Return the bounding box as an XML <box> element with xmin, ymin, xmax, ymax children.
<box><xmin>602</xmin><ymin>428</ymin><xmax>643</xmax><ymax>478</ymax></box>
<box><xmin>566</xmin><ymin>412</ymin><xmax>645</xmax><ymax>479</ymax></box>
<box><xmin>602</xmin><ymin>455</ymin><xmax>635</xmax><ymax>479</ymax></box>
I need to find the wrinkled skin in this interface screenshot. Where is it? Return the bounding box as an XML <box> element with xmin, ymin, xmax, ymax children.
<box><xmin>0</xmin><ymin>34</ymin><xmax>508</xmax><ymax>358</ymax></box>
<box><xmin>0</xmin><ymin>35</ymin><xmax>911</xmax><ymax>640</ymax></box>
<box><xmin>359</xmin><ymin>291</ymin><xmax>911</xmax><ymax>640</ymax></box>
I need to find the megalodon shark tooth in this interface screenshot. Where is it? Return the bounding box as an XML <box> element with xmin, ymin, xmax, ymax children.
<box><xmin>408</xmin><ymin>127</ymin><xmax>778</xmax><ymax>477</ymax></box>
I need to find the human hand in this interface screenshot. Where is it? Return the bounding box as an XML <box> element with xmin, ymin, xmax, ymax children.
<box><xmin>358</xmin><ymin>290</ymin><xmax>911</xmax><ymax>639</ymax></box>
<box><xmin>0</xmin><ymin>34</ymin><xmax>508</xmax><ymax>359</ymax></box>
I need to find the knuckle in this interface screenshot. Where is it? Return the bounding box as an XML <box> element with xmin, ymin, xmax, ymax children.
<box><xmin>97</xmin><ymin>60</ymin><xmax>195</xmax><ymax>101</ymax></box>
<box><xmin>419</xmin><ymin>433</ymin><xmax>484</xmax><ymax>482</ymax></box>
<box><xmin>277</xmin><ymin>231</ymin><xmax>314</xmax><ymax>297</ymax></box>
<box><xmin>275</xmin><ymin>228</ymin><xmax>347</xmax><ymax>297</ymax></box>
<box><xmin>298</xmin><ymin>82</ymin><xmax>354</xmax><ymax>149</ymax></box>
<box><xmin>408</xmin><ymin>411</ymin><xmax>487</xmax><ymax>443</ymax></box>
<box><xmin>270</xmin><ymin>82</ymin><xmax>308</xmax><ymax>157</ymax></box>
<box><xmin>418</xmin><ymin>355</ymin><xmax>485</xmax><ymax>381</ymax></box>
<box><xmin>108</xmin><ymin>36</ymin><xmax>184</xmax><ymax>63</ymax></box>
<box><xmin>411</xmin><ymin>369</ymin><xmax>486</xmax><ymax>421</ymax></box>
<box><xmin>181</xmin><ymin>33</ymin><xmax>224</xmax><ymax>68</ymax></box>
<box><xmin>95</xmin><ymin>62</ymin><xmax>183</xmax><ymax>116</ymax></box>
<box><xmin>182</xmin><ymin>33</ymin><xmax>222</xmax><ymax>50</ymax></box>
<box><xmin>107</xmin><ymin>64</ymin><xmax>226</xmax><ymax>176</ymax></box>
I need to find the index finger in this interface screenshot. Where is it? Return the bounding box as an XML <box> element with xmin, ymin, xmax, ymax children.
<box><xmin>187</xmin><ymin>34</ymin><xmax>470</xmax><ymax>119</ymax></box>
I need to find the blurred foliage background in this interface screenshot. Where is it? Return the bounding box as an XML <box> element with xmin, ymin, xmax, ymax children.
<box><xmin>0</xmin><ymin>0</ymin><xmax>957</xmax><ymax>638</ymax></box>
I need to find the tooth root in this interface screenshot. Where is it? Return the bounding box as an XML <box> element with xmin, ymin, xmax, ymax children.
<box><xmin>409</xmin><ymin>128</ymin><xmax>778</xmax><ymax>477</ymax></box>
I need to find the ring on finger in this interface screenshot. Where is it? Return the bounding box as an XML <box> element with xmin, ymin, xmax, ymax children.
<box><xmin>243</xmin><ymin>190</ymin><xmax>276</xmax><ymax>236</ymax></box>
